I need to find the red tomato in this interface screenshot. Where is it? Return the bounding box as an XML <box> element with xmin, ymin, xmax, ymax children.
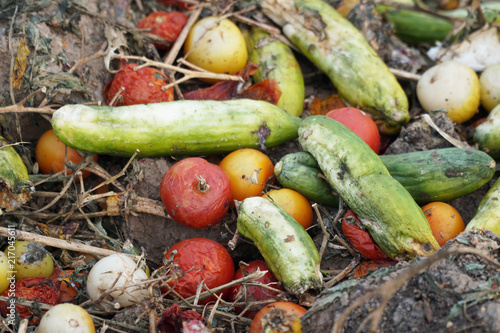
<box><xmin>162</xmin><ymin>238</ymin><xmax>234</xmax><ymax>304</ymax></box>
<box><xmin>160</xmin><ymin>157</ymin><xmax>232</xmax><ymax>229</ymax></box>
<box><xmin>35</xmin><ymin>129</ymin><xmax>97</xmax><ymax>179</ymax></box>
<box><xmin>342</xmin><ymin>210</ymin><xmax>389</xmax><ymax>260</ymax></box>
<box><xmin>228</xmin><ymin>260</ymin><xmax>284</xmax><ymax>319</ymax></box>
<box><xmin>136</xmin><ymin>11</ymin><xmax>189</xmax><ymax>50</ymax></box>
<box><xmin>249</xmin><ymin>301</ymin><xmax>307</xmax><ymax>333</ymax></box>
<box><xmin>105</xmin><ymin>61</ymin><xmax>174</xmax><ymax>106</ymax></box>
<box><xmin>326</xmin><ymin>107</ymin><xmax>381</xmax><ymax>154</ymax></box>
<box><xmin>0</xmin><ymin>270</ymin><xmax>61</xmax><ymax>326</ymax></box>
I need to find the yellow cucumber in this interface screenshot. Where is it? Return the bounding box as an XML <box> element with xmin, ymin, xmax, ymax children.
<box><xmin>237</xmin><ymin>196</ymin><xmax>322</xmax><ymax>295</ymax></box>
<box><xmin>299</xmin><ymin>116</ymin><xmax>440</xmax><ymax>260</ymax></box>
<box><xmin>51</xmin><ymin>99</ymin><xmax>302</xmax><ymax>157</ymax></box>
<box><xmin>261</xmin><ymin>0</ymin><xmax>409</xmax><ymax>134</ymax></box>
<box><xmin>243</xmin><ymin>26</ymin><xmax>305</xmax><ymax>117</ymax></box>
<box><xmin>465</xmin><ymin>177</ymin><xmax>500</xmax><ymax>236</ymax></box>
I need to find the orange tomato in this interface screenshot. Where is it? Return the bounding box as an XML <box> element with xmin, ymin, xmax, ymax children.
<box><xmin>422</xmin><ymin>202</ymin><xmax>465</xmax><ymax>247</ymax></box>
<box><xmin>35</xmin><ymin>129</ymin><xmax>97</xmax><ymax>179</ymax></box>
<box><xmin>249</xmin><ymin>301</ymin><xmax>307</xmax><ymax>333</ymax></box>
<box><xmin>219</xmin><ymin>148</ymin><xmax>274</xmax><ymax>202</ymax></box>
<box><xmin>264</xmin><ymin>189</ymin><xmax>314</xmax><ymax>229</ymax></box>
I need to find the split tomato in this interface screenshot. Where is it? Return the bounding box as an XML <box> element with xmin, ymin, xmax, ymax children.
<box><xmin>35</xmin><ymin>129</ymin><xmax>97</xmax><ymax>179</ymax></box>
<box><xmin>160</xmin><ymin>157</ymin><xmax>232</xmax><ymax>229</ymax></box>
<box><xmin>326</xmin><ymin>107</ymin><xmax>380</xmax><ymax>154</ymax></box>
<box><xmin>162</xmin><ymin>238</ymin><xmax>234</xmax><ymax>304</ymax></box>
<box><xmin>249</xmin><ymin>301</ymin><xmax>307</xmax><ymax>333</ymax></box>
<box><xmin>342</xmin><ymin>210</ymin><xmax>389</xmax><ymax>260</ymax></box>
<box><xmin>228</xmin><ymin>260</ymin><xmax>284</xmax><ymax>319</ymax></box>
<box><xmin>136</xmin><ymin>11</ymin><xmax>188</xmax><ymax>50</ymax></box>
<box><xmin>105</xmin><ymin>61</ymin><xmax>174</xmax><ymax>106</ymax></box>
<box><xmin>422</xmin><ymin>202</ymin><xmax>465</xmax><ymax>247</ymax></box>
<box><xmin>219</xmin><ymin>148</ymin><xmax>274</xmax><ymax>202</ymax></box>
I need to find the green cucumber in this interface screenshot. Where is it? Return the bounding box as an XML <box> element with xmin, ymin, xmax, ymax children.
<box><xmin>243</xmin><ymin>26</ymin><xmax>305</xmax><ymax>117</ymax></box>
<box><xmin>298</xmin><ymin>116</ymin><xmax>440</xmax><ymax>260</ymax></box>
<box><xmin>237</xmin><ymin>196</ymin><xmax>322</xmax><ymax>295</ymax></box>
<box><xmin>261</xmin><ymin>0</ymin><xmax>409</xmax><ymax>134</ymax></box>
<box><xmin>51</xmin><ymin>99</ymin><xmax>302</xmax><ymax>157</ymax></box>
<box><xmin>0</xmin><ymin>137</ymin><xmax>34</xmax><ymax>212</ymax></box>
<box><xmin>465</xmin><ymin>177</ymin><xmax>500</xmax><ymax>236</ymax></box>
<box><xmin>474</xmin><ymin>104</ymin><xmax>500</xmax><ymax>159</ymax></box>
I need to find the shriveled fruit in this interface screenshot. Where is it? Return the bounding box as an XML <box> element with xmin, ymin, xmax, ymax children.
<box><xmin>136</xmin><ymin>11</ymin><xmax>188</xmax><ymax>50</ymax></box>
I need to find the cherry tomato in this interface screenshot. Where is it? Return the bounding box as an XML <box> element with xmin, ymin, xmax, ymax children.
<box><xmin>264</xmin><ymin>189</ymin><xmax>314</xmax><ymax>229</ymax></box>
<box><xmin>326</xmin><ymin>107</ymin><xmax>381</xmax><ymax>154</ymax></box>
<box><xmin>160</xmin><ymin>157</ymin><xmax>232</xmax><ymax>229</ymax></box>
<box><xmin>0</xmin><ymin>270</ymin><xmax>61</xmax><ymax>326</ymax></box>
<box><xmin>342</xmin><ymin>210</ymin><xmax>389</xmax><ymax>260</ymax></box>
<box><xmin>136</xmin><ymin>11</ymin><xmax>188</xmax><ymax>50</ymax></box>
<box><xmin>228</xmin><ymin>260</ymin><xmax>284</xmax><ymax>319</ymax></box>
<box><xmin>162</xmin><ymin>238</ymin><xmax>234</xmax><ymax>304</ymax></box>
<box><xmin>35</xmin><ymin>129</ymin><xmax>97</xmax><ymax>179</ymax></box>
<box><xmin>249</xmin><ymin>301</ymin><xmax>307</xmax><ymax>333</ymax></box>
<box><xmin>184</xmin><ymin>16</ymin><xmax>247</xmax><ymax>83</ymax></box>
<box><xmin>104</xmin><ymin>61</ymin><xmax>174</xmax><ymax>106</ymax></box>
<box><xmin>422</xmin><ymin>202</ymin><xmax>465</xmax><ymax>247</ymax></box>
<box><xmin>219</xmin><ymin>148</ymin><xmax>274</xmax><ymax>202</ymax></box>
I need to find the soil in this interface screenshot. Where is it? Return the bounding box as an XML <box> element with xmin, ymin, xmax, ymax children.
<box><xmin>0</xmin><ymin>1</ymin><xmax>498</xmax><ymax>332</ymax></box>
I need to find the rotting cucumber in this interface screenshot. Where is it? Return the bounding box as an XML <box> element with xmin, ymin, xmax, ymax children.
<box><xmin>465</xmin><ymin>177</ymin><xmax>500</xmax><ymax>236</ymax></box>
<box><xmin>51</xmin><ymin>99</ymin><xmax>302</xmax><ymax>157</ymax></box>
<box><xmin>236</xmin><ymin>196</ymin><xmax>323</xmax><ymax>296</ymax></box>
<box><xmin>298</xmin><ymin>116</ymin><xmax>440</xmax><ymax>260</ymax></box>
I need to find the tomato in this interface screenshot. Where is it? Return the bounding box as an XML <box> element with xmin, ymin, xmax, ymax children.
<box><xmin>162</xmin><ymin>238</ymin><xmax>234</xmax><ymax>304</ymax></box>
<box><xmin>38</xmin><ymin>303</ymin><xmax>95</xmax><ymax>333</ymax></box>
<box><xmin>326</xmin><ymin>107</ymin><xmax>381</xmax><ymax>154</ymax></box>
<box><xmin>104</xmin><ymin>61</ymin><xmax>174</xmax><ymax>106</ymax></box>
<box><xmin>353</xmin><ymin>259</ymin><xmax>397</xmax><ymax>278</ymax></box>
<box><xmin>6</xmin><ymin>240</ymin><xmax>54</xmax><ymax>280</ymax></box>
<box><xmin>228</xmin><ymin>260</ymin><xmax>284</xmax><ymax>319</ymax></box>
<box><xmin>0</xmin><ymin>271</ymin><xmax>61</xmax><ymax>326</ymax></box>
<box><xmin>341</xmin><ymin>210</ymin><xmax>389</xmax><ymax>260</ymax></box>
<box><xmin>0</xmin><ymin>252</ymin><xmax>9</xmax><ymax>294</ymax></box>
<box><xmin>35</xmin><ymin>129</ymin><xmax>97</xmax><ymax>179</ymax></box>
<box><xmin>157</xmin><ymin>304</ymin><xmax>204</xmax><ymax>332</ymax></box>
<box><xmin>249</xmin><ymin>301</ymin><xmax>307</xmax><ymax>333</ymax></box>
<box><xmin>184</xmin><ymin>16</ymin><xmax>247</xmax><ymax>83</ymax></box>
<box><xmin>264</xmin><ymin>189</ymin><xmax>314</xmax><ymax>229</ymax></box>
<box><xmin>136</xmin><ymin>11</ymin><xmax>188</xmax><ymax>50</ymax></box>
<box><xmin>160</xmin><ymin>157</ymin><xmax>232</xmax><ymax>229</ymax></box>
<box><xmin>219</xmin><ymin>148</ymin><xmax>274</xmax><ymax>202</ymax></box>
<box><xmin>422</xmin><ymin>202</ymin><xmax>465</xmax><ymax>247</ymax></box>
<box><xmin>56</xmin><ymin>270</ymin><xmax>82</xmax><ymax>303</ymax></box>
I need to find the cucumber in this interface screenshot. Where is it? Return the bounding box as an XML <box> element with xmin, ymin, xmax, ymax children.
<box><xmin>51</xmin><ymin>99</ymin><xmax>302</xmax><ymax>157</ymax></box>
<box><xmin>243</xmin><ymin>26</ymin><xmax>305</xmax><ymax>117</ymax></box>
<box><xmin>237</xmin><ymin>196</ymin><xmax>322</xmax><ymax>295</ymax></box>
<box><xmin>261</xmin><ymin>0</ymin><xmax>409</xmax><ymax>135</ymax></box>
<box><xmin>465</xmin><ymin>177</ymin><xmax>500</xmax><ymax>236</ymax></box>
<box><xmin>0</xmin><ymin>137</ymin><xmax>34</xmax><ymax>212</ymax></box>
<box><xmin>474</xmin><ymin>104</ymin><xmax>500</xmax><ymax>159</ymax></box>
<box><xmin>298</xmin><ymin>116</ymin><xmax>440</xmax><ymax>260</ymax></box>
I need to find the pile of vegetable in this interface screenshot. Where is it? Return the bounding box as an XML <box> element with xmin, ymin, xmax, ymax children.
<box><xmin>0</xmin><ymin>0</ymin><xmax>499</xmax><ymax>332</ymax></box>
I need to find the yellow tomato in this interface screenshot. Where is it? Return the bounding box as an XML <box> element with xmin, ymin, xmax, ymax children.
<box><xmin>38</xmin><ymin>303</ymin><xmax>95</xmax><ymax>333</ymax></box>
<box><xmin>184</xmin><ymin>16</ymin><xmax>247</xmax><ymax>82</ymax></box>
<box><xmin>0</xmin><ymin>252</ymin><xmax>11</xmax><ymax>294</ymax></box>
<box><xmin>264</xmin><ymin>189</ymin><xmax>314</xmax><ymax>229</ymax></box>
<box><xmin>219</xmin><ymin>148</ymin><xmax>274</xmax><ymax>202</ymax></box>
<box><xmin>7</xmin><ymin>240</ymin><xmax>54</xmax><ymax>280</ymax></box>
<box><xmin>422</xmin><ymin>202</ymin><xmax>465</xmax><ymax>247</ymax></box>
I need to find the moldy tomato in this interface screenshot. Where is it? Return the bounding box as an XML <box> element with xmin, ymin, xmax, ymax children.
<box><xmin>228</xmin><ymin>260</ymin><xmax>284</xmax><ymax>319</ymax></box>
<box><xmin>342</xmin><ymin>210</ymin><xmax>389</xmax><ymax>260</ymax></box>
<box><xmin>249</xmin><ymin>301</ymin><xmax>307</xmax><ymax>333</ymax></box>
<box><xmin>160</xmin><ymin>157</ymin><xmax>232</xmax><ymax>229</ymax></box>
<box><xmin>35</xmin><ymin>129</ymin><xmax>97</xmax><ymax>179</ymax></box>
<box><xmin>162</xmin><ymin>238</ymin><xmax>234</xmax><ymax>304</ymax></box>
<box><xmin>422</xmin><ymin>202</ymin><xmax>465</xmax><ymax>247</ymax></box>
<box><xmin>326</xmin><ymin>107</ymin><xmax>380</xmax><ymax>154</ymax></box>
<box><xmin>136</xmin><ymin>11</ymin><xmax>188</xmax><ymax>50</ymax></box>
<box><xmin>105</xmin><ymin>61</ymin><xmax>174</xmax><ymax>106</ymax></box>
<box><xmin>219</xmin><ymin>148</ymin><xmax>274</xmax><ymax>202</ymax></box>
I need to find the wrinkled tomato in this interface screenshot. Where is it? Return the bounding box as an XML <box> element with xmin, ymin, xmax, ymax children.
<box><xmin>228</xmin><ymin>260</ymin><xmax>284</xmax><ymax>319</ymax></box>
<box><xmin>157</xmin><ymin>304</ymin><xmax>204</xmax><ymax>333</ymax></box>
<box><xmin>160</xmin><ymin>157</ymin><xmax>232</xmax><ymax>229</ymax></box>
<box><xmin>136</xmin><ymin>11</ymin><xmax>188</xmax><ymax>50</ymax></box>
<box><xmin>105</xmin><ymin>60</ymin><xmax>174</xmax><ymax>106</ymax></box>
<box><xmin>0</xmin><ymin>268</ymin><xmax>61</xmax><ymax>326</ymax></box>
<box><xmin>342</xmin><ymin>210</ymin><xmax>389</xmax><ymax>260</ymax></box>
<box><xmin>162</xmin><ymin>238</ymin><xmax>234</xmax><ymax>304</ymax></box>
